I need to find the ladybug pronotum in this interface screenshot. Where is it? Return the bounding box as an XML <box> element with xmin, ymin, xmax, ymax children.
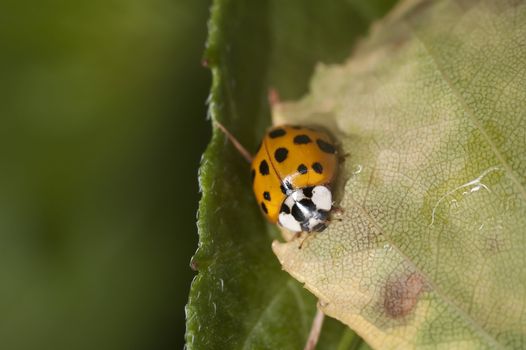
<box><xmin>251</xmin><ymin>125</ymin><xmax>338</xmax><ymax>233</ymax></box>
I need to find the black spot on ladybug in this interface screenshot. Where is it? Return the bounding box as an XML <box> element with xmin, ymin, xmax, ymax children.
<box><xmin>297</xmin><ymin>164</ymin><xmax>308</xmax><ymax>174</ymax></box>
<box><xmin>274</xmin><ymin>148</ymin><xmax>288</xmax><ymax>163</ymax></box>
<box><xmin>263</xmin><ymin>191</ymin><xmax>271</xmax><ymax>201</ymax></box>
<box><xmin>261</xmin><ymin>202</ymin><xmax>268</xmax><ymax>214</ymax></box>
<box><xmin>316</xmin><ymin>139</ymin><xmax>336</xmax><ymax>154</ymax></box>
<box><xmin>293</xmin><ymin>134</ymin><xmax>312</xmax><ymax>144</ymax></box>
<box><xmin>312</xmin><ymin>162</ymin><xmax>323</xmax><ymax>174</ymax></box>
<box><xmin>299</xmin><ymin>198</ymin><xmax>316</xmax><ymax>212</ymax></box>
<box><xmin>269</xmin><ymin>128</ymin><xmax>286</xmax><ymax>138</ymax></box>
<box><xmin>280</xmin><ymin>183</ymin><xmax>287</xmax><ymax>194</ymax></box>
<box><xmin>259</xmin><ymin>160</ymin><xmax>269</xmax><ymax>175</ymax></box>
<box><xmin>251</xmin><ymin>169</ymin><xmax>256</xmax><ymax>183</ymax></box>
<box><xmin>303</xmin><ymin>186</ymin><xmax>314</xmax><ymax>198</ymax></box>
<box><xmin>280</xmin><ymin>203</ymin><xmax>290</xmax><ymax>214</ymax></box>
<box><xmin>291</xmin><ymin>204</ymin><xmax>305</xmax><ymax>222</ymax></box>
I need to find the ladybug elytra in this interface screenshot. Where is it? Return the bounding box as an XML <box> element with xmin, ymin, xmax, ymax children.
<box><xmin>251</xmin><ymin>125</ymin><xmax>338</xmax><ymax>232</ymax></box>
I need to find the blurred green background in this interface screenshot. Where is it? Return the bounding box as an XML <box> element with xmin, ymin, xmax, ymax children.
<box><xmin>1</xmin><ymin>0</ymin><xmax>211</xmax><ymax>349</ymax></box>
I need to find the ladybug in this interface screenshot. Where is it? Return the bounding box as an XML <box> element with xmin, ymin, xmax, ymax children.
<box><xmin>251</xmin><ymin>125</ymin><xmax>338</xmax><ymax>233</ymax></box>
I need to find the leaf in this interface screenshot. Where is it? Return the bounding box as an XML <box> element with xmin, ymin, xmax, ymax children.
<box><xmin>272</xmin><ymin>0</ymin><xmax>526</xmax><ymax>348</ymax></box>
<box><xmin>185</xmin><ymin>0</ymin><xmax>398</xmax><ymax>349</ymax></box>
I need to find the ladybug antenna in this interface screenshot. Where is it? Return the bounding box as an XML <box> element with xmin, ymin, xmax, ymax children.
<box><xmin>214</xmin><ymin>120</ymin><xmax>253</xmax><ymax>163</ymax></box>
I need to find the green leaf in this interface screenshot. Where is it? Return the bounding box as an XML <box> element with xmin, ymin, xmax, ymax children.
<box><xmin>186</xmin><ymin>0</ymin><xmax>397</xmax><ymax>349</ymax></box>
<box><xmin>273</xmin><ymin>0</ymin><xmax>526</xmax><ymax>348</ymax></box>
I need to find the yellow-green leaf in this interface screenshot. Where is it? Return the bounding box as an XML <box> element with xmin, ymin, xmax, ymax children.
<box><xmin>273</xmin><ymin>0</ymin><xmax>526</xmax><ymax>348</ymax></box>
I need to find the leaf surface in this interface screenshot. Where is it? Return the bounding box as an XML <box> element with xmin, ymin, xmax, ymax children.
<box><xmin>273</xmin><ymin>0</ymin><xmax>526</xmax><ymax>348</ymax></box>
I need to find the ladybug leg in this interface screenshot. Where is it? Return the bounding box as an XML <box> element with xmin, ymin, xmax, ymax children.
<box><xmin>331</xmin><ymin>205</ymin><xmax>345</xmax><ymax>215</ymax></box>
<box><xmin>338</xmin><ymin>152</ymin><xmax>350</xmax><ymax>163</ymax></box>
<box><xmin>328</xmin><ymin>206</ymin><xmax>344</xmax><ymax>224</ymax></box>
<box><xmin>292</xmin><ymin>231</ymin><xmax>303</xmax><ymax>240</ymax></box>
<box><xmin>298</xmin><ymin>233</ymin><xmax>315</xmax><ymax>250</ymax></box>
<box><xmin>328</xmin><ymin>217</ymin><xmax>343</xmax><ymax>223</ymax></box>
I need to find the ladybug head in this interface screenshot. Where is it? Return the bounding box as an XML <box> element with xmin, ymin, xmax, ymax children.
<box><xmin>278</xmin><ymin>185</ymin><xmax>332</xmax><ymax>233</ymax></box>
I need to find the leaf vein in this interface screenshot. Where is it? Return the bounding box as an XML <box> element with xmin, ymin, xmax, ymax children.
<box><xmin>347</xmin><ymin>195</ymin><xmax>504</xmax><ymax>349</ymax></box>
<box><xmin>407</xmin><ymin>22</ymin><xmax>526</xmax><ymax>202</ymax></box>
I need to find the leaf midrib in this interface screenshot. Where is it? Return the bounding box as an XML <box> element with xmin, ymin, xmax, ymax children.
<box><xmin>407</xmin><ymin>20</ymin><xmax>526</xmax><ymax>203</ymax></box>
<box><xmin>346</xmin><ymin>195</ymin><xmax>504</xmax><ymax>349</ymax></box>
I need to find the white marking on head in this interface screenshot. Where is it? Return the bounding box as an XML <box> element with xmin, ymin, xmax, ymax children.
<box><xmin>291</xmin><ymin>190</ymin><xmax>305</xmax><ymax>202</ymax></box>
<box><xmin>284</xmin><ymin>194</ymin><xmax>296</xmax><ymax>208</ymax></box>
<box><xmin>279</xmin><ymin>212</ymin><xmax>302</xmax><ymax>232</ymax></box>
<box><xmin>312</xmin><ymin>186</ymin><xmax>332</xmax><ymax>211</ymax></box>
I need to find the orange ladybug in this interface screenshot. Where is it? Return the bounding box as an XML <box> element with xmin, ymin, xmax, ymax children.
<box><xmin>251</xmin><ymin>125</ymin><xmax>338</xmax><ymax>232</ymax></box>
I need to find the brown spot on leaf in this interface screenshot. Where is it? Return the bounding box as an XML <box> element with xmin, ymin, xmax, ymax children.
<box><xmin>384</xmin><ymin>272</ymin><xmax>426</xmax><ymax>318</ymax></box>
